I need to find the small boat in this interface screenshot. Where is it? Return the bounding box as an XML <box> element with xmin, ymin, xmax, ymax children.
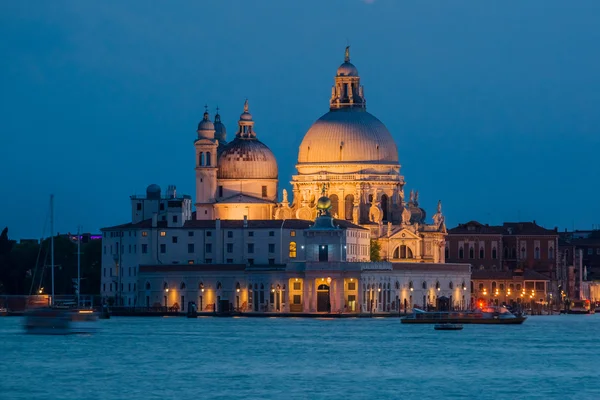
<box><xmin>23</xmin><ymin>308</ymin><xmax>99</xmax><ymax>335</ymax></box>
<box><xmin>435</xmin><ymin>323</ymin><xmax>463</xmax><ymax>331</ymax></box>
<box><xmin>401</xmin><ymin>306</ymin><xmax>527</xmax><ymax>324</ymax></box>
<box><xmin>186</xmin><ymin>302</ymin><xmax>198</xmax><ymax>318</ymax></box>
<box><xmin>0</xmin><ymin>307</ymin><xmax>7</xmax><ymax>316</ymax></box>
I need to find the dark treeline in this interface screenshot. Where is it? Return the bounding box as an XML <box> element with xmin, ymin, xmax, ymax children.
<box><xmin>0</xmin><ymin>227</ymin><xmax>101</xmax><ymax>295</ymax></box>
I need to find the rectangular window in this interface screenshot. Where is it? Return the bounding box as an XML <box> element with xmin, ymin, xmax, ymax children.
<box><xmin>172</xmin><ymin>236</ymin><xmax>178</xmax><ymax>243</ymax></box>
<box><xmin>226</xmin><ymin>258</ymin><xmax>233</xmax><ymax>263</ymax></box>
<box><xmin>269</xmin><ymin>231</ymin><xmax>275</xmax><ymax>237</ymax></box>
<box><xmin>262</xmin><ymin>186</ymin><xmax>267</xmax><ymax>198</ymax></box>
<box><xmin>142</xmin><ymin>231</ymin><xmax>148</xmax><ymax>237</ymax></box>
<box><xmin>128</xmin><ymin>283</ymin><xmax>131</xmax><ymax>291</ymax></box>
<box><xmin>188</xmin><ymin>231</ymin><xmax>194</xmax><ymax>237</ymax></box>
<box><xmin>172</xmin><ymin>215</ymin><xmax>178</xmax><ymax>223</ymax></box>
<box><xmin>348</xmin><ymin>282</ymin><xmax>356</xmax><ymax>291</ymax></box>
<box><xmin>133</xmin><ymin>244</ymin><xmax>136</xmax><ymax>253</ymax></box>
<box><xmin>248</xmin><ymin>231</ymin><xmax>254</xmax><ymax>237</ymax></box>
<box><xmin>218</xmin><ymin>186</ymin><xmax>223</xmax><ymax>197</ymax></box>
<box><xmin>103</xmin><ymin>246</ymin><xmax>106</xmax><ymax>255</ymax></box>
<box><xmin>293</xmin><ymin>295</ymin><xmax>301</xmax><ymax>305</ymax></box>
<box><xmin>248</xmin><ymin>258</ymin><xmax>254</xmax><ymax>265</ymax></box>
<box><xmin>268</xmin><ymin>258</ymin><xmax>275</xmax><ymax>265</ymax></box>
<box><xmin>293</xmin><ymin>282</ymin><xmax>301</xmax><ymax>290</ymax></box>
<box><xmin>268</xmin><ymin>244</ymin><xmax>275</xmax><ymax>253</ymax></box>
<box><xmin>128</xmin><ymin>244</ymin><xmax>131</xmax><ymax>253</ymax></box>
<box><xmin>103</xmin><ymin>283</ymin><xmax>106</xmax><ymax>292</ymax></box>
<box><xmin>227</xmin><ymin>231</ymin><xmax>233</xmax><ymax>238</ymax></box>
<box><xmin>160</xmin><ymin>231</ymin><xmax>166</xmax><ymax>237</ymax></box>
<box><xmin>248</xmin><ymin>243</ymin><xmax>254</xmax><ymax>253</ymax></box>
<box><xmin>205</xmin><ymin>243</ymin><xmax>212</xmax><ymax>253</ymax></box>
<box><xmin>289</xmin><ymin>242</ymin><xmax>297</xmax><ymax>258</ymax></box>
<box><xmin>227</xmin><ymin>243</ymin><xmax>233</xmax><ymax>253</ymax></box>
<box><xmin>160</xmin><ymin>203</ymin><xmax>165</xmax><ymax>211</ymax></box>
<box><xmin>205</xmin><ymin>258</ymin><xmax>212</xmax><ymax>264</ymax></box>
<box><xmin>142</xmin><ymin>244</ymin><xmax>148</xmax><ymax>254</ymax></box>
<box><xmin>188</xmin><ymin>260</ymin><xmax>194</xmax><ymax>264</ymax></box>
<box><xmin>109</xmin><ymin>268</ymin><xmax>112</xmax><ymax>276</ymax></box>
<box><xmin>160</xmin><ymin>244</ymin><xmax>166</xmax><ymax>253</ymax></box>
<box><xmin>188</xmin><ymin>243</ymin><xmax>194</xmax><ymax>253</ymax></box>
<box><xmin>206</xmin><ymin>231</ymin><xmax>212</xmax><ymax>237</ymax></box>
<box><xmin>588</xmin><ymin>248</ymin><xmax>593</xmax><ymax>255</ymax></box>
<box><xmin>103</xmin><ymin>268</ymin><xmax>106</xmax><ymax>277</ymax></box>
<box><xmin>290</xmin><ymin>230</ymin><xmax>296</xmax><ymax>237</ymax></box>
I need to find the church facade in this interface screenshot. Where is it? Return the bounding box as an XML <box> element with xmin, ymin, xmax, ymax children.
<box><xmin>195</xmin><ymin>47</ymin><xmax>448</xmax><ymax>264</ymax></box>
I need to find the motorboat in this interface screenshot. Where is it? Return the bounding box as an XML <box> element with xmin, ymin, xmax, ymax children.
<box><xmin>434</xmin><ymin>323</ymin><xmax>463</xmax><ymax>331</ymax></box>
<box><xmin>23</xmin><ymin>308</ymin><xmax>99</xmax><ymax>335</ymax></box>
<box><xmin>401</xmin><ymin>306</ymin><xmax>527</xmax><ymax>324</ymax></box>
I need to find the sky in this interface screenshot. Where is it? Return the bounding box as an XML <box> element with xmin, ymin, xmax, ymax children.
<box><xmin>1</xmin><ymin>0</ymin><xmax>600</xmax><ymax>240</ymax></box>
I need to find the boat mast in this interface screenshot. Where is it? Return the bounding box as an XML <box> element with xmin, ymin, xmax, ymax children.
<box><xmin>50</xmin><ymin>194</ymin><xmax>54</xmax><ymax>307</ymax></box>
<box><xmin>77</xmin><ymin>225</ymin><xmax>81</xmax><ymax>308</ymax></box>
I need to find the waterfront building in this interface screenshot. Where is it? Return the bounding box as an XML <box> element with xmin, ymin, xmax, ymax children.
<box><xmin>446</xmin><ymin>221</ymin><xmax>559</xmax><ymax>278</ymax></box>
<box><xmin>100</xmin><ymin>48</ymin><xmax>470</xmax><ymax>312</ymax></box>
<box><xmin>470</xmin><ymin>269</ymin><xmax>551</xmax><ymax>309</ymax></box>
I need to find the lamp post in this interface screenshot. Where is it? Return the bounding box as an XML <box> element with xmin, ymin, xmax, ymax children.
<box><xmin>236</xmin><ymin>287</ymin><xmax>240</xmax><ymax>311</ymax></box>
<box><xmin>326</xmin><ymin>277</ymin><xmax>332</xmax><ymax>313</ymax></box>
<box><xmin>164</xmin><ymin>288</ymin><xmax>169</xmax><ymax>311</ymax></box>
<box><xmin>200</xmin><ymin>283</ymin><xmax>204</xmax><ymax>312</ymax></box>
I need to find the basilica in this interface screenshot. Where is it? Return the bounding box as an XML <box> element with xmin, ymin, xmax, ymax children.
<box><xmin>99</xmin><ymin>48</ymin><xmax>469</xmax><ymax>313</ymax></box>
<box><xmin>195</xmin><ymin>47</ymin><xmax>447</xmax><ymax>263</ymax></box>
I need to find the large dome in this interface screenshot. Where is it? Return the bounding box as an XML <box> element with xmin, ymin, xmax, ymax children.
<box><xmin>217</xmin><ymin>138</ymin><xmax>278</xmax><ymax>179</ymax></box>
<box><xmin>297</xmin><ymin>109</ymin><xmax>399</xmax><ymax>164</ymax></box>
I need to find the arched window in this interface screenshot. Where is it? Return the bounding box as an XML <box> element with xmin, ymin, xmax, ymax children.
<box><xmin>395</xmin><ymin>281</ymin><xmax>400</xmax><ymax>289</ymax></box>
<box><xmin>548</xmin><ymin>247</ymin><xmax>554</xmax><ymax>259</ymax></box>
<box><xmin>449</xmin><ymin>281</ymin><xmax>454</xmax><ymax>289</ymax></box>
<box><xmin>216</xmin><ymin>282</ymin><xmax>222</xmax><ymax>290</ymax></box>
<box><xmin>534</xmin><ymin>247</ymin><xmax>540</xmax><ymax>259</ymax></box>
<box><xmin>516</xmin><ymin>284</ymin><xmax>522</xmax><ymax>291</ymax></box>
<box><xmin>205</xmin><ymin>152</ymin><xmax>211</xmax><ymax>166</ymax></box>
<box><xmin>289</xmin><ymin>242</ymin><xmax>297</xmax><ymax>258</ymax></box>
<box><xmin>145</xmin><ymin>282</ymin><xmax>151</xmax><ymax>290</ymax></box>
<box><xmin>478</xmin><ymin>283</ymin><xmax>484</xmax><ymax>291</ymax></box>
<box><xmin>368</xmin><ymin>194</ymin><xmax>373</xmax><ymax>203</ymax></box>
<box><xmin>445</xmin><ymin>246</ymin><xmax>449</xmax><ymax>259</ymax></box>
<box><xmin>521</xmin><ymin>247</ymin><xmax>526</xmax><ymax>259</ymax></box>
<box><xmin>199</xmin><ymin>282</ymin><xmax>204</xmax><ymax>290</ymax></box>
<box><xmin>180</xmin><ymin>282</ymin><xmax>186</xmax><ymax>290</ymax></box>
<box><xmin>459</xmin><ymin>247</ymin><xmax>464</xmax><ymax>259</ymax></box>
<box><xmin>469</xmin><ymin>247</ymin><xmax>474</xmax><ymax>259</ymax></box>
<box><xmin>422</xmin><ymin>281</ymin><xmax>427</xmax><ymax>289</ymax></box>
<box><xmin>381</xmin><ymin>194</ymin><xmax>389</xmax><ymax>221</ymax></box>
<box><xmin>492</xmin><ymin>282</ymin><xmax>497</xmax><ymax>291</ymax></box>
<box><xmin>492</xmin><ymin>248</ymin><xmax>497</xmax><ymax>259</ymax></box>
<box><xmin>344</xmin><ymin>195</ymin><xmax>354</xmax><ymax>220</ymax></box>
<box><xmin>499</xmin><ymin>283</ymin><xmax>504</xmax><ymax>291</ymax></box>
<box><xmin>199</xmin><ymin>152</ymin><xmax>204</xmax><ymax>166</ymax></box>
<box><xmin>163</xmin><ymin>282</ymin><xmax>168</xmax><ymax>290</ymax></box>
<box><xmin>329</xmin><ymin>194</ymin><xmax>339</xmax><ymax>217</ymax></box>
<box><xmin>409</xmin><ymin>281</ymin><xmax>413</xmax><ymax>290</ymax></box>
<box><xmin>479</xmin><ymin>247</ymin><xmax>485</xmax><ymax>259</ymax></box>
<box><xmin>396</xmin><ymin>245</ymin><xmax>413</xmax><ymax>259</ymax></box>
<box><xmin>511</xmin><ymin>248</ymin><xmax>516</xmax><ymax>258</ymax></box>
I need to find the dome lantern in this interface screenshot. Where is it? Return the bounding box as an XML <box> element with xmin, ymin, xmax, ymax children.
<box><xmin>330</xmin><ymin>46</ymin><xmax>366</xmax><ymax>111</ymax></box>
<box><xmin>197</xmin><ymin>105</ymin><xmax>215</xmax><ymax>139</ymax></box>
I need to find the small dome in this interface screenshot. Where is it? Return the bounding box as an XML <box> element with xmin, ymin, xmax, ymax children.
<box><xmin>197</xmin><ymin>111</ymin><xmax>215</xmax><ymax>132</ymax></box>
<box><xmin>337</xmin><ymin>61</ymin><xmax>359</xmax><ymax>77</ymax></box>
<box><xmin>316</xmin><ymin>196</ymin><xmax>332</xmax><ymax>210</ymax></box>
<box><xmin>146</xmin><ymin>184</ymin><xmax>161</xmax><ymax>199</ymax></box>
<box><xmin>217</xmin><ymin>138</ymin><xmax>278</xmax><ymax>179</ymax></box>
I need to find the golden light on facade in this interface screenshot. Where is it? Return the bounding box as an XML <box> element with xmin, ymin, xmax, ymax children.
<box><xmin>326</xmin><ymin>277</ymin><xmax>332</xmax><ymax>285</ymax></box>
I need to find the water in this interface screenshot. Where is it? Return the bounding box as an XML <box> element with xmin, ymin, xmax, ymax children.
<box><xmin>1</xmin><ymin>315</ymin><xmax>600</xmax><ymax>399</ymax></box>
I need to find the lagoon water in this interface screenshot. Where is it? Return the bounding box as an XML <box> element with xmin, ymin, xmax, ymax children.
<box><xmin>1</xmin><ymin>315</ymin><xmax>600</xmax><ymax>400</ymax></box>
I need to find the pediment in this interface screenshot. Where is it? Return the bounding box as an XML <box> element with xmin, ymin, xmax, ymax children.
<box><xmin>389</xmin><ymin>228</ymin><xmax>420</xmax><ymax>240</ymax></box>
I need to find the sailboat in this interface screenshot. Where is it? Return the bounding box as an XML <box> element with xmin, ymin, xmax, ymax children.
<box><xmin>23</xmin><ymin>195</ymin><xmax>99</xmax><ymax>334</ymax></box>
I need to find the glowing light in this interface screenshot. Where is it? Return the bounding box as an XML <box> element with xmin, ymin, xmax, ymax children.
<box><xmin>326</xmin><ymin>277</ymin><xmax>332</xmax><ymax>284</ymax></box>
<box><xmin>78</xmin><ymin>310</ymin><xmax>94</xmax><ymax>314</ymax></box>
<box><xmin>165</xmin><ymin>288</ymin><xmax>169</xmax><ymax>293</ymax></box>
<box><xmin>236</xmin><ymin>288</ymin><xmax>240</xmax><ymax>293</ymax></box>
<box><xmin>201</xmin><ymin>288</ymin><xmax>204</xmax><ymax>292</ymax></box>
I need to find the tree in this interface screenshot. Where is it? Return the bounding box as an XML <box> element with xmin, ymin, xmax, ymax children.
<box><xmin>81</xmin><ymin>239</ymin><xmax>102</xmax><ymax>295</ymax></box>
<box><xmin>370</xmin><ymin>239</ymin><xmax>381</xmax><ymax>262</ymax></box>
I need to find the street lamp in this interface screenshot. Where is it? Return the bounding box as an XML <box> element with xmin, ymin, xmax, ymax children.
<box><xmin>326</xmin><ymin>277</ymin><xmax>332</xmax><ymax>313</ymax></box>
<box><xmin>164</xmin><ymin>288</ymin><xmax>169</xmax><ymax>310</ymax></box>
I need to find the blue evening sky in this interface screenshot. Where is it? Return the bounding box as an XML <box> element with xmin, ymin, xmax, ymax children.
<box><xmin>1</xmin><ymin>0</ymin><xmax>599</xmax><ymax>239</ymax></box>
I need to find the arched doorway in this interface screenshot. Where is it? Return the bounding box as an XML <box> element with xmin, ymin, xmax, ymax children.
<box><xmin>317</xmin><ymin>284</ymin><xmax>330</xmax><ymax>312</ymax></box>
<box><xmin>344</xmin><ymin>195</ymin><xmax>354</xmax><ymax>220</ymax></box>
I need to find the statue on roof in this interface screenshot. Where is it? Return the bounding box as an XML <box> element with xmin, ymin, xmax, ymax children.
<box><xmin>409</xmin><ymin>189</ymin><xmax>414</xmax><ymax>203</ymax></box>
<box><xmin>345</xmin><ymin>46</ymin><xmax>350</xmax><ymax>62</ymax></box>
<box><xmin>282</xmin><ymin>189</ymin><xmax>288</xmax><ymax>203</ymax></box>
<box><xmin>414</xmin><ymin>190</ymin><xmax>419</xmax><ymax>205</ymax></box>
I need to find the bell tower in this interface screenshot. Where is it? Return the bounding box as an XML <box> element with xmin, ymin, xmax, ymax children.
<box><xmin>329</xmin><ymin>46</ymin><xmax>366</xmax><ymax>111</ymax></box>
<box><xmin>195</xmin><ymin>106</ymin><xmax>218</xmax><ymax>220</ymax></box>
